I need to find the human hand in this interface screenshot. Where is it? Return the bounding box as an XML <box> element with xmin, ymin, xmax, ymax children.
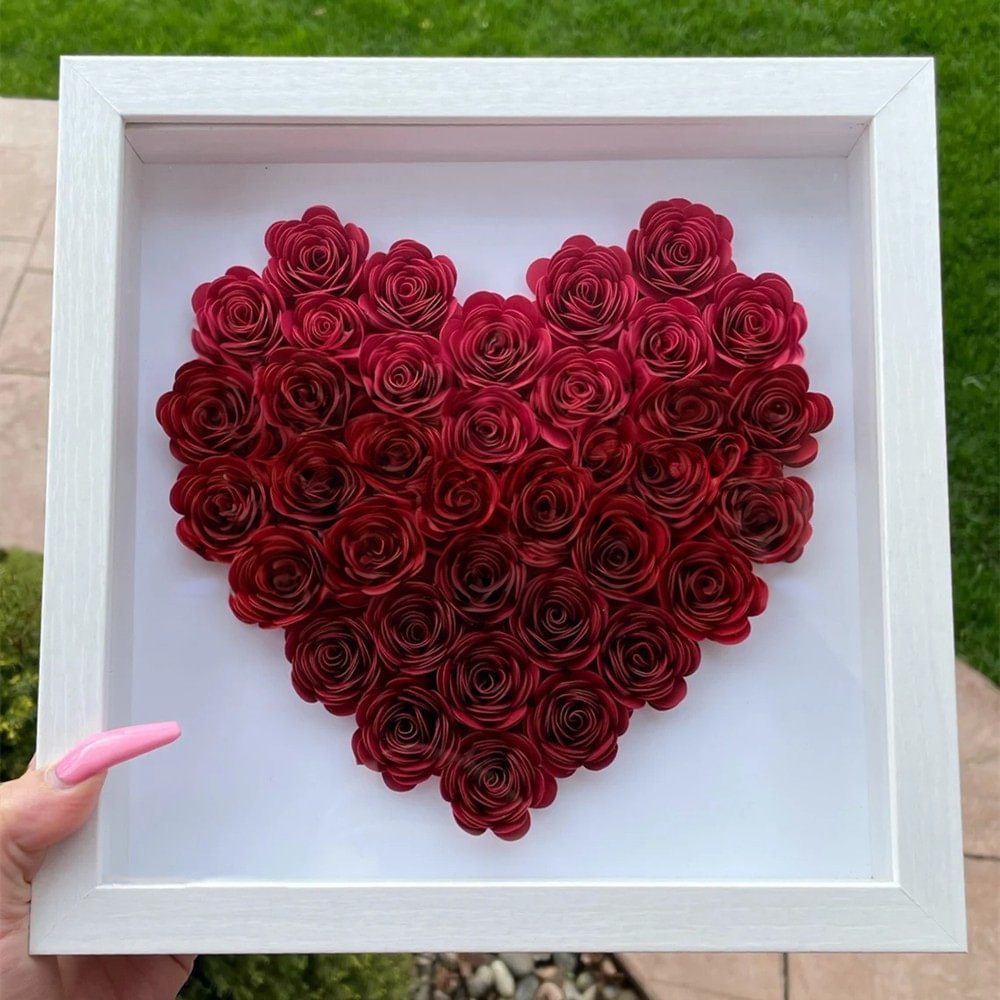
<box><xmin>0</xmin><ymin>723</ymin><xmax>195</xmax><ymax>999</ymax></box>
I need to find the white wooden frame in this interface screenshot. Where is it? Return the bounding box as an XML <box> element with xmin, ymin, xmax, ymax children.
<box><xmin>32</xmin><ymin>57</ymin><xmax>963</xmax><ymax>954</ymax></box>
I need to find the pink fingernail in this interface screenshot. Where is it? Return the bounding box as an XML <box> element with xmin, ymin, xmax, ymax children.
<box><xmin>53</xmin><ymin>722</ymin><xmax>181</xmax><ymax>785</ymax></box>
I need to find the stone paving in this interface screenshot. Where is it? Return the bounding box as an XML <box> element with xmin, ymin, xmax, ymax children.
<box><xmin>1</xmin><ymin>95</ymin><xmax>997</xmax><ymax>1000</ymax></box>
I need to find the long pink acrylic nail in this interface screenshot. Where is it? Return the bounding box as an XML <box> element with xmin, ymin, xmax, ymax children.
<box><xmin>53</xmin><ymin>722</ymin><xmax>181</xmax><ymax>785</ymax></box>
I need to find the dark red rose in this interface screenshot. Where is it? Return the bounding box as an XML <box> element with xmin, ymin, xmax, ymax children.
<box><xmin>598</xmin><ymin>603</ymin><xmax>700</xmax><ymax>710</ymax></box>
<box><xmin>729</xmin><ymin>364</ymin><xmax>833</xmax><ymax>466</ymax></box>
<box><xmin>441</xmin><ymin>732</ymin><xmax>556</xmax><ymax>841</ymax></box>
<box><xmin>573</xmin><ymin>418</ymin><xmax>638</xmax><ymax>492</ymax></box>
<box><xmin>442</xmin><ymin>292</ymin><xmax>552</xmax><ymax>389</ymax></box>
<box><xmin>526</xmin><ymin>235</ymin><xmax>637</xmax><ymax>346</ymax></box>
<box><xmin>365</xmin><ymin>581</ymin><xmax>457</xmax><ymax>675</ymax></box>
<box><xmin>345</xmin><ymin>412</ymin><xmax>439</xmax><ymax>492</ymax></box>
<box><xmin>280</xmin><ymin>292</ymin><xmax>366</xmax><ymax>359</ymax></box>
<box><xmin>227</xmin><ymin>525</ymin><xmax>326</xmax><ymax>628</ymax></box>
<box><xmin>438</xmin><ymin>633</ymin><xmax>539</xmax><ymax>731</ymax></box>
<box><xmin>359</xmin><ymin>331</ymin><xmax>453</xmax><ymax>417</ymax></box>
<box><xmin>629</xmin><ymin>372</ymin><xmax>730</xmax><ymax>442</ymax></box>
<box><xmin>255</xmin><ymin>347</ymin><xmax>351</xmax><ymax>432</ymax></box>
<box><xmin>156</xmin><ymin>359</ymin><xmax>266</xmax><ymax>463</ymax></box>
<box><xmin>417</xmin><ymin>458</ymin><xmax>500</xmax><ymax>539</ymax></box>
<box><xmin>263</xmin><ymin>204</ymin><xmax>369</xmax><ymax>300</ymax></box>
<box><xmin>705</xmin><ymin>271</ymin><xmax>806</xmax><ymax>371</ymax></box>
<box><xmin>706</xmin><ymin>431</ymin><xmax>750</xmax><ymax>478</ymax></box>
<box><xmin>501</xmin><ymin>450</ymin><xmax>593</xmax><ymax>567</ymax></box>
<box><xmin>621</xmin><ymin>297</ymin><xmax>714</xmax><ymax>381</ymax></box>
<box><xmin>190</xmin><ymin>266</ymin><xmax>285</xmax><ymax>366</ymax></box>
<box><xmin>572</xmin><ymin>493</ymin><xmax>669</xmax><ymax>600</ymax></box>
<box><xmin>270</xmin><ymin>432</ymin><xmax>363</xmax><ymax>527</ymax></box>
<box><xmin>435</xmin><ymin>532</ymin><xmax>524</xmax><ymax>624</ymax></box>
<box><xmin>632</xmin><ymin>439</ymin><xmax>717</xmax><ymax>533</ymax></box>
<box><xmin>322</xmin><ymin>496</ymin><xmax>425</xmax><ymax>605</ymax></box>
<box><xmin>351</xmin><ymin>678</ymin><xmax>454</xmax><ymax>791</ymax></box>
<box><xmin>658</xmin><ymin>538</ymin><xmax>768</xmax><ymax>644</ymax></box>
<box><xmin>512</xmin><ymin>567</ymin><xmax>608</xmax><ymax>671</ymax></box>
<box><xmin>627</xmin><ymin>198</ymin><xmax>735</xmax><ymax>300</ymax></box>
<box><xmin>169</xmin><ymin>456</ymin><xmax>271</xmax><ymax>562</ymax></box>
<box><xmin>360</xmin><ymin>239</ymin><xmax>457</xmax><ymax>334</ymax></box>
<box><xmin>527</xmin><ymin>673</ymin><xmax>630</xmax><ymax>778</ymax></box>
<box><xmin>285</xmin><ymin>607</ymin><xmax>382</xmax><ymax>715</ymax></box>
<box><xmin>529</xmin><ymin>346</ymin><xmax>632</xmax><ymax>449</ymax></box>
<box><xmin>442</xmin><ymin>387</ymin><xmax>538</xmax><ymax>465</ymax></box>
<box><xmin>716</xmin><ymin>472</ymin><xmax>815</xmax><ymax>563</ymax></box>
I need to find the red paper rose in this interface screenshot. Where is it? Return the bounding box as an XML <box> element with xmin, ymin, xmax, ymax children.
<box><xmin>417</xmin><ymin>458</ymin><xmax>501</xmax><ymax>540</ymax></box>
<box><xmin>512</xmin><ymin>567</ymin><xmax>608</xmax><ymax>671</ymax></box>
<box><xmin>716</xmin><ymin>470</ymin><xmax>815</xmax><ymax>563</ymax></box>
<box><xmin>572</xmin><ymin>493</ymin><xmax>669</xmax><ymax>600</ymax></box>
<box><xmin>442</xmin><ymin>292</ymin><xmax>552</xmax><ymax>389</ymax></box>
<box><xmin>573</xmin><ymin>418</ymin><xmax>638</xmax><ymax>492</ymax></box>
<box><xmin>528</xmin><ymin>673</ymin><xmax>630</xmax><ymax>778</ymax></box>
<box><xmin>632</xmin><ymin>438</ymin><xmax>717</xmax><ymax>533</ymax></box>
<box><xmin>621</xmin><ymin>297</ymin><xmax>714</xmax><ymax>381</ymax></box>
<box><xmin>659</xmin><ymin>538</ymin><xmax>768</xmax><ymax>644</ymax></box>
<box><xmin>270</xmin><ymin>432</ymin><xmax>363</xmax><ymax>527</ymax></box>
<box><xmin>627</xmin><ymin>198</ymin><xmax>735</xmax><ymax>300</ymax></box>
<box><xmin>729</xmin><ymin>364</ymin><xmax>833</xmax><ymax>466</ymax></box>
<box><xmin>366</xmin><ymin>581</ymin><xmax>458</xmax><ymax>675</ymax></box>
<box><xmin>705</xmin><ymin>272</ymin><xmax>807</xmax><ymax>371</ymax></box>
<box><xmin>255</xmin><ymin>348</ymin><xmax>352</xmax><ymax>433</ymax></box>
<box><xmin>352</xmin><ymin>678</ymin><xmax>454</xmax><ymax>791</ymax></box>
<box><xmin>629</xmin><ymin>372</ymin><xmax>730</xmax><ymax>442</ymax></box>
<box><xmin>156</xmin><ymin>359</ymin><xmax>266</xmax><ymax>463</ymax></box>
<box><xmin>359</xmin><ymin>331</ymin><xmax>453</xmax><ymax>417</ymax></box>
<box><xmin>442</xmin><ymin>387</ymin><xmax>539</xmax><ymax>465</ymax></box>
<box><xmin>526</xmin><ymin>235</ymin><xmax>637</xmax><ymax>346</ymax></box>
<box><xmin>438</xmin><ymin>633</ymin><xmax>539</xmax><ymax>731</ymax></box>
<box><xmin>441</xmin><ymin>732</ymin><xmax>556</xmax><ymax>840</ymax></box>
<box><xmin>360</xmin><ymin>239</ymin><xmax>458</xmax><ymax>334</ymax></box>
<box><xmin>190</xmin><ymin>265</ymin><xmax>285</xmax><ymax>367</ymax></box>
<box><xmin>599</xmin><ymin>603</ymin><xmax>700</xmax><ymax>711</ymax></box>
<box><xmin>227</xmin><ymin>525</ymin><xmax>326</xmax><ymax>628</ymax></box>
<box><xmin>285</xmin><ymin>607</ymin><xmax>382</xmax><ymax>715</ymax></box>
<box><xmin>263</xmin><ymin>204</ymin><xmax>369</xmax><ymax>300</ymax></box>
<box><xmin>280</xmin><ymin>292</ymin><xmax>366</xmax><ymax>359</ymax></box>
<box><xmin>345</xmin><ymin>411</ymin><xmax>439</xmax><ymax>492</ymax></box>
<box><xmin>169</xmin><ymin>456</ymin><xmax>271</xmax><ymax>561</ymax></box>
<box><xmin>322</xmin><ymin>496</ymin><xmax>425</xmax><ymax>605</ymax></box>
<box><xmin>435</xmin><ymin>532</ymin><xmax>524</xmax><ymax>624</ymax></box>
<box><xmin>529</xmin><ymin>346</ymin><xmax>632</xmax><ymax>448</ymax></box>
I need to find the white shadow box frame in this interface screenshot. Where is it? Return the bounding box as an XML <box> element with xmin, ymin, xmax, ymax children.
<box><xmin>32</xmin><ymin>56</ymin><xmax>964</xmax><ymax>954</ymax></box>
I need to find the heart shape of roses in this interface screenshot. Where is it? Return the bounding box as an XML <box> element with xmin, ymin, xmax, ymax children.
<box><xmin>157</xmin><ymin>200</ymin><xmax>833</xmax><ymax>840</ymax></box>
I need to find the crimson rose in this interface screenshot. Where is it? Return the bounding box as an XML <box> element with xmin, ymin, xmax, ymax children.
<box><xmin>270</xmin><ymin>432</ymin><xmax>363</xmax><ymax>526</ymax></box>
<box><xmin>360</xmin><ymin>239</ymin><xmax>457</xmax><ymax>334</ymax></box>
<box><xmin>442</xmin><ymin>387</ymin><xmax>539</xmax><ymax>465</ymax></box>
<box><xmin>527</xmin><ymin>235</ymin><xmax>637</xmax><ymax>346</ymax></box>
<box><xmin>169</xmin><ymin>456</ymin><xmax>271</xmax><ymax>561</ymax></box>
<box><xmin>572</xmin><ymin>493</ymin><xmax>669</xmax><ymax>600</ymax></box>
<box><xmin>621</xmin><ymin>297</ymin><xmax>714</xmax><ymax>381</ymax></box>
<box><xmin>285</xmin><ymin>608</ymin><xmax>382</xmax><ymax>715</ymax></box>
<box><xmin>527</xmin><ymin>673</ymin><xmax>630</xmax><ymax>778</ymax></box>
<box><xmin>345</xmin><ymin>412</ymin><xmax>439</xmax><ymax>491</ymax></box>
<box><xmin>322</xmin><ymin>497</ymin><xmax>425</xmax><ymax>605</ymax></box>
<box><xmin>716</xmin><ymin>470</ymin><xmax>815</xmax><ymax>563</ymax></box>
<box><xmin>352</xmin><ymin>678</ymin><xmax>454</xmax><ymax>791</ymax></box>
<box><xmin>441</xmin><ymin>732</ymin><xmax>556</xmax><ymax>841</ymax></box>
<box><xmin>366</xmin><ymin>581</ymin><xmax>457</xmax><ymax>675</ymax></box>
<box><xmin>417</xmin><ymin>458</ymin><xmax>501</xmax><ymax>540</ymax></box>
<box><xmin>632</xmin><ymin>439</ymin><xmax>717</xmax><ymax>533</ymax></box>
<box><xmin>263</xmin><ymin>204</ymin><xmax>369</xmax><ymax>300</ymax></box>
<box><xmin>438</xmin><ymin>633</ymin><xmax>539</xmax><ymax>731</ymax></box>
<box><xmin>256</xmin><ymin>348</ymin><xmax>352</xmax><ymax>432</ymax></box>
<box><xmin>729</xmin><ymin>364</ymin><xmax>833</xmax><ymax>466</ymax></box>
<box><xmin>227</xmin><ymin>525</ymin><xmax>326</xmax><ymax>628</ymax></box>
<box><xmin>359</xmin><ymin>331</ymin><xmax>453</xmax><ymax>417</ymax></box>
<box><xmin>191</xmin><ymin>265</ymin><xmax>285</xmax><ymax>366</ymax></box>
<box><xmin>512</xmin><ymin>567</ymin><xmax>608</xmax><ymax>671</ymax></box>
<box><xmin>435</xmin><ymin>532</ymin><xmax>524</xmax><ymax>624</ymax></box>
<box><xmin>659</xmin><ymin>538</ymin><xmax>768</xmax><ymax>644</ymax></box>
<box><xmin>442</xmin><ymin>292</ymin><xmax>552</xmax><ymax>389</ymax></box>
<box><xmin>627</xmin><ymin>198</ymin><xmax>735</xmax><ymax>300</ymax></box>
<box><xmin>629</xmin><ymin>372</ymin><xmax>730</xmax><ymax>442</ymax></box>
<box><xmin>280</xmin><ymin>292</ymin><xmax>365</xmax><ymax>359</ymax></box>
<box><xmin>156</xmin><ymin>359</ymin><xmax>265</xmax><ymax>463</ymax></box>
<box><xmin>573</xmin><ymin>418</ymin><xmax>638</xmax><ymax>492</ymax></box>
<box><xmin>599</xmin><ymin>603</ymin><xmax>700</xmax><ymax>710</ymax></box>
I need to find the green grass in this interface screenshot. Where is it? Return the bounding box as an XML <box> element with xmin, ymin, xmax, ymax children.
<box><xmin>2</xmin><ymin>1</ymin><xmax>997</xmax><ymax>680</ymax></box>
